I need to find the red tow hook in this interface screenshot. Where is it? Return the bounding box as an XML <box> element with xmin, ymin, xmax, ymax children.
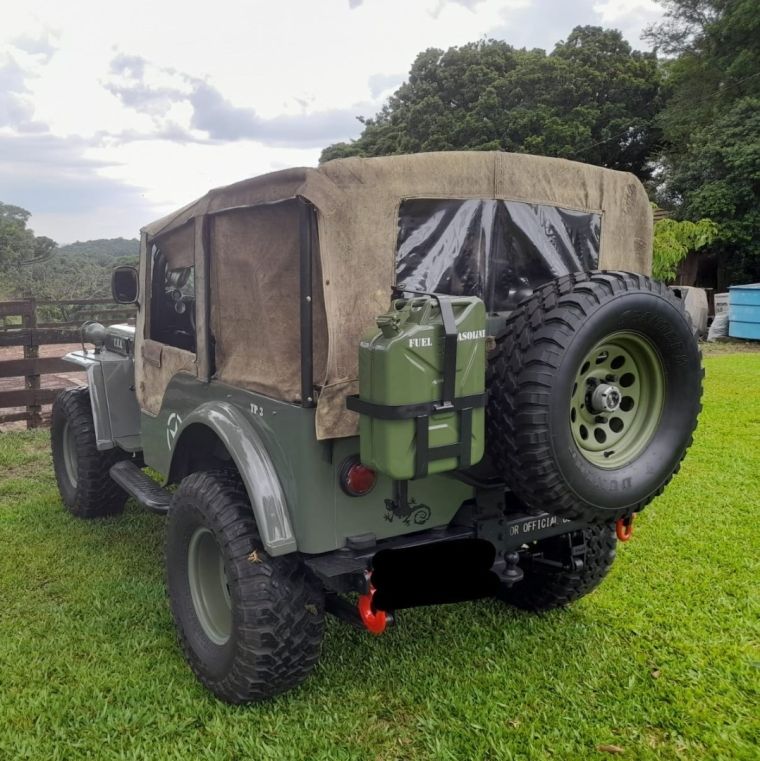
<box><xmin>616</xmin><ymin>513</ymin><xmax>636</xmax><ymax>542</ymax></box>
<box><xmin>357</xmin><ymin>575</ymin><xmax>388</xmax><ymax>635</ymax></box>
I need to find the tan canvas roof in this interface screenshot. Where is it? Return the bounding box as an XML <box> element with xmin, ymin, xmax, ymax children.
<box><xmin>140</xmin><ymin>152</ymin><xmax>653</xmax><ymax>439</ymax></box>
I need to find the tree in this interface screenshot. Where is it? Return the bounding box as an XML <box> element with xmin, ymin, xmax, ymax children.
<box><xmin>646</xmin><ymin>1</ymin><xmax>760</xmax><ymax>284</ymax></box>
<box><xmin>0</xmin><ymin>203</ymin><xmax>139</xmax><ymax>314</ymax></box>
<box><xmin>0</xmin><ymin>203</ymin><xmax>36</xmax><ymax>270</ymax></box>
<box><xmin>57</xmin><ymin>238</ymin><xmax>139</xmax><ymax>260</ymax></box>
<box><xmin>0</xmin><ymin>203</ymin><xmax>60</xmax><ymax>298</ymax></box>
<box><xmin>652</xmin><ymin>215</ymin><xmax>718</xmax><ymax>281</ymax></box>
<box><xmin>321</xmin><ymin>27</ymin><xmax>662</xmax><ymax>181</ymax></box>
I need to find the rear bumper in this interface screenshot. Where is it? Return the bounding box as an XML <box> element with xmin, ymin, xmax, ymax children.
<box><xmin>305</xmin><ymin>509</ymin><xmax>585</xmax><ymax>595</ymax></box>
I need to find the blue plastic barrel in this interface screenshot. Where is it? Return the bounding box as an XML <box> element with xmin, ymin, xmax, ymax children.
<box><xmin>728</xmin><ymin>284</ymin><xmax>760</xmax><ymax>340</ymax></box>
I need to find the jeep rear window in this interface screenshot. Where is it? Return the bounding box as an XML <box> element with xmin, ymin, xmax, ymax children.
<box><xmin>395</xmin><ymin>199</ymin><xmax>601</xmax><ymax>311</ymax></box>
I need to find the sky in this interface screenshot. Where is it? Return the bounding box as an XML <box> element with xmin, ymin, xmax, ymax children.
<box><xmin>0</xmin><ymin>0</ymin><xmax>664</xmax><ymax>244</ymax></box>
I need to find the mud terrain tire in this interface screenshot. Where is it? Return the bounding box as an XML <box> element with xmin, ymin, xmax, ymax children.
<box><xmin>166</xmin><ymin>471</ymin><xmax>325</xmax><ymax>704</ymax></box>
<box><xmin>504</xmin><ymin>524</ymin><xmax>617</xmax><ymax>612</ymax></box>
<box><xmin>51</xmin><ymin>387</ymin><xmax>128</xmax><ymax>518</ymax></box>
<box><xmin>487</xmin><ymin>271</ymin><xmax>702</xmax><ymax>523</ymax></box>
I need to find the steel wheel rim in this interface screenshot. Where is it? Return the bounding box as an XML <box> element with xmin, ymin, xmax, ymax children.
<box><xmin>62</xmin><ymin>421</ymin><xmax>78</xmax><ymax>488</ymax></box>
<box><xmin>187</xmin><ymin>527</ymin><xmax>232</xmax><ymax>645</ymax></box>
<box><xmin>570</xmin><ymin>331</ymin><xmax>665</xmax><ymax>469</ymax></box>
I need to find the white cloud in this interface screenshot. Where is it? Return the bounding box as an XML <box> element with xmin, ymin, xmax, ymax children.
<box><xmin>592</xmin><ymin>0</ymin><xmax>662</xmax><ymax>42</ymax></box>
<box><xmin>593</xmin><ymin>0</ymin><xmax>660</xmax><ymax>23</ymax></box>
<box><xmin>0</xmin><ymin>0</ymin><xmax>664</xmax><ymax>242</ymax></box>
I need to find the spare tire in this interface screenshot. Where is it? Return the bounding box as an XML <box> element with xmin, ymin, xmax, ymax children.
<box><xmin>487</xmin><ymin>271</ymin><xmax>703</xmax><ymax>523</ymax></box>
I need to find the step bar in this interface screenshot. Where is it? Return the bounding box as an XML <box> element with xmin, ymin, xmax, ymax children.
<box><xmin>110</xmin><ymin>460</ymin><xmax>171</xmax><ymax>514</ymax></box>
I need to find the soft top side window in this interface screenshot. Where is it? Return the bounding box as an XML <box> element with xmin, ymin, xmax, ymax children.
<box><xmin>149</xmin><ymin>245</ymin><xmax>196</xmax><ymax>352</ymax></box>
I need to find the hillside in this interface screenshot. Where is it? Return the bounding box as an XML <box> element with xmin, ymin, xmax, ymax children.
<box><xmin>3</xmin><ymin>237</ymin><xmax>141</xmax><ymax>306</ymax></box>
<box><xmin>57</xmin><ymin>238</ymin><xmax>139</xmax><ymax>259</ymax></box>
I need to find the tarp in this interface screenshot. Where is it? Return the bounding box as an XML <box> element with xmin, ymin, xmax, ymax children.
<box><xmin>138</xmin><ymin>151</ymin><xmax>653</xmax><ymax>439</ymax></box>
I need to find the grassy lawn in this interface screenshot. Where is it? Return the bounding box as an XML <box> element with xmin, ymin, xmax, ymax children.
<box><xmin>1</xmin><ymin>353</ymin><xmax>758</xmax><ymax>760</ymax></box>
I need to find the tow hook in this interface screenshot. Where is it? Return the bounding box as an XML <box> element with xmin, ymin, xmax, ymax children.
<box><xmin>357</xmin><ymin>579</ymin><xmax>389</xmax><ymax>635</ymax></box>
<box><xmin>616</xmin><ymin>514</ymin><xmax>635</xmax><ymax>542</ymax></box>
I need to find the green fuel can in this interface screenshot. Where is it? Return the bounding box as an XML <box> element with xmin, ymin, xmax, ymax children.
<box><xmin>348</xmin><ymin>295</ymin><xmax>486</xmax><ymax>481</ymax></box>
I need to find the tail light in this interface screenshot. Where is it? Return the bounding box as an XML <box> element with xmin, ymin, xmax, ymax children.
<box><xmin>339</xmin><ymin>456</ymin><xmax>377</xmax><ymax>497</ymax></box>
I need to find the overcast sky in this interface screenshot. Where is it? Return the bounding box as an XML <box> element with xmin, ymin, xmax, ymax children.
<box><xmin>0</xmin><ymin>0</ymin><xmax>663</xmax><ymax>243</ymax></box>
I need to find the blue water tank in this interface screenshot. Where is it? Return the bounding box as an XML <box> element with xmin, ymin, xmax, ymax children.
<box><xmin>728</xmin><ymin>283</ymin><xmax>760</xmax><ymax>340</ymax></box>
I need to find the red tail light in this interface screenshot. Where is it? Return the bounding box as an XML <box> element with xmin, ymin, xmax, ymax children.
<box><xmin>339</xmin><ymin>456</ymin><xmax>377</xmax><ymax>497</ymax></box>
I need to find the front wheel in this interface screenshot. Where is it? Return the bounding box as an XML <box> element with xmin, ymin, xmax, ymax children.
<box><xmin>166</xmin><ymin>471</ymin><xmax>325</xmax><ymax>703</ymax></box>
<box><xmin>51</xmin><ymin>387</ymin><xmax>128</xmax><ymax>518</ymax></box>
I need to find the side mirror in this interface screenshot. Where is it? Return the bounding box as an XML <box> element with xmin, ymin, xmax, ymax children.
<box><xmin>112</xmin><ymin>266</ymin><xmax>139</xmax><ymax>304</ymax></box>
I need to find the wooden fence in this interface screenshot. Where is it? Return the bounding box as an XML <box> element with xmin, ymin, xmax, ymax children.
<box><xmin>0</xmin><ymin>298</ymin><xmax>135</xmax><ymax>428</ymax></box>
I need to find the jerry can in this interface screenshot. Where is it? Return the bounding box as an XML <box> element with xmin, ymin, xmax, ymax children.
<box><xmin>347</xmin><ymin>295</ymin><xmax>486</xmax><ymax>481</ymax></box>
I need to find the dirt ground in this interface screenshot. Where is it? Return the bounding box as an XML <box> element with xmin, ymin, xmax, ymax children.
<box><xmin>699</xmin><ymin>338</ymin><xmax>760</xmax><ymax>354</ymax></box>
<box><xmin>0</xmin><ymin>344</ymin><xmax>86</xmax><ymax>431</ymax></box>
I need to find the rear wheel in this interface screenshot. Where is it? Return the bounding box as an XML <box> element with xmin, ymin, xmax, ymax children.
<box><xmin>51</xmin><ymin>387</ymin><xmax>128</xmax><ymax>518</ymax></box>
<box><xmin>166</xmin><ymin>471</ymin><xmax>325</xmax><ymax>703</ymax></box>
<box><xmin>503</xmin><ymin>524</ymin><xmax>617</xmax><ymax>612</ymax></box>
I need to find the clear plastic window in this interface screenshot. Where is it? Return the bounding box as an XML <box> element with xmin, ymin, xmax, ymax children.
<box><xmin>396</xmin><ymin>199</ymin><xmax>601</xmax><ymax>311</ymax></box>
<box><xmin>149</xmin><ymin>247</ymin><xmax>196</xmax><ymax>352</ymax></box>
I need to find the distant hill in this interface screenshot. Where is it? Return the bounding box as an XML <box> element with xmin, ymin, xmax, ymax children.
<box><xmin>58</xmin><ymin>238</ymin><xmax>140</xmax><ymax>258</ymax></box>
<box><xmin>4</xmin><ymin>237</ymin><xmax>142</xmax><ymax>305</ymax></box>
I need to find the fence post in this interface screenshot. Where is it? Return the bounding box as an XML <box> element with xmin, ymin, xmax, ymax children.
<box><xmin>22</xmin><ymin>294</ymin><xmax>41</xmax><ymax>429</ymax></box>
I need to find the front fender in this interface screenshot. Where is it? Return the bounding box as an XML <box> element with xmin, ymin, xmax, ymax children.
<box><xmin>63</xmin><ymin>349</ymin><xmax>141</xmax><ymax>452</ymax></box>
<box><xmin>63</xmin><ymin>351</ymin><xmax>113</xmax><ymax>450</ymax></box>
<box><xmin>173</xmin><ymin>401</ymin><xmax>297</xmax><ymax>556</ymax></box>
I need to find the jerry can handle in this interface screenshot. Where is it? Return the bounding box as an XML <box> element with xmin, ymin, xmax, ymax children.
<box><xmin>405</xmin><ymin>297</ymin><xmax>435</xmax><ymax>325</ymax></box>
<box><xmin>377</xmin><ymin>297</ymin><xmax>434</xmax><ymax>336</ymax></box>
<box><xmin>377</xmin><ymin>299</ymin><xmax>412</xmax><ymax>336</ymax></box>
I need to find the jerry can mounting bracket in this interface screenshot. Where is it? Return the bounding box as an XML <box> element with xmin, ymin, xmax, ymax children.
<box><xmin>436</xmin><ymin>294</ymin><xmax>459</xmax><ymax>405</ymax></box>
<box><xmin>346</xmin><ymin>395</ymin><xmax>485</xmax><ymax>482</ymax></box>
<box><xmin>347</xmin><ymin>292</ymin><xmax>487</xmax><ymax>482</ymax></box>
<box><xmin>346</xmin><ymin>393</ymin><xmax>485</xmax><ymax>420</ymax></box>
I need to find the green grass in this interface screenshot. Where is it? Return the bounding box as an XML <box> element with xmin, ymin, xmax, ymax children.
<box><xmin>1</xmin><ymin>354</ymin><xmax>759</xmax><ymax>760</ymax></box>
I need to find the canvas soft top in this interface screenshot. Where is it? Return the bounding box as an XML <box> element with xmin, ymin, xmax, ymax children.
<box><xmin>137</xmin><ymin>151</ymin><xmax>653</xmax><ymax>439</ymax></box>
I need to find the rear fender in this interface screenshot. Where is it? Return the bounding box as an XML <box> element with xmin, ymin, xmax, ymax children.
<box><xmin>171</xmin><ymin>402</ymin><xmax>296</xmax><ymax>556</ymax></box>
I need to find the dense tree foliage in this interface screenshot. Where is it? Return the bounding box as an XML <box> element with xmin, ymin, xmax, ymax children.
<box><xmin>647</xmin><ymin>0</ymin><xmax>760</xmax><ymax>285</ymax></box>
<box><xmin>0</xmin><ymin>203</ymin><xmax>56</xmax><ymax>271</ymax></box>
<box><xmin>0</xmin><ymin>203</ymin><xmax>138</xmax><ymax>311</ymax></box>
<box><xmin>652</xmin><ymin>216</ymin><xmax>718</xmax><ymax>281</ymax></box>
<box><xmin>57</xmin><ymin>238</ymin><xmax>139</xmax><ymax>260</ymax></box>
<box><xmin>321</xmin><ymin>27</ymin><xmax>662</xmax><ymax>180</ymax></box>
<box><xmin>323</xmin><ymin>10</ymin><xmax>760</xmax><ymax>284</ymax></box>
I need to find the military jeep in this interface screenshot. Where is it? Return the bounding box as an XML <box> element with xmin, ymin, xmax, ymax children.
<box><xmin>51</xmin><ymin>152</ymin><xmax>702</xmax><ymax>703</ymax></box>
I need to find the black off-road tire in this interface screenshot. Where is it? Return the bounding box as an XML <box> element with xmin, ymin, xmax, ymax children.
<box><xmin>487</xmin><ymin>271</ymin><xmax>703</xmax><ymax>523</ymax></box>
<box><xmin>51</xmin><ymin>387</ymin><xmax>128</xmax><ymax>518</ymax></box>
<box><xmin>166</xmin><ymin>471</ymin><xmax>325</xmax><ymax>704</ymax></box>
<box><xmin>503</xmin><ymin>524</ymin><xmax>617</xmax><ymax>612</ymax></box>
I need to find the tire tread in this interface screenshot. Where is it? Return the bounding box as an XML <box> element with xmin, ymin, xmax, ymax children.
<box><xmin>487</xmin><ymin>271</ymin><xmax>703</xmax><ymax>521</ymax></box>
<box><xmin>51</xmin><ymin>387</ymin><xmax>128</xmax><ymax>518</ymax></box>
<box><xmin>167</xmin><ymin>471</ymin><xmax>324</xmax><ymax>704</ymax></box>
<box><xmin>505</xmin><ymin>524</ymin><xmax>617</xmax><ymax>612</ymax></box>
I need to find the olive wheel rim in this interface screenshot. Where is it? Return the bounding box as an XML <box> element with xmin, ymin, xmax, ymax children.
<box><xmin>187</xmin><ymin>527</ymin><xmax>232</xmax><ymax>646</ymax></box>
<box><xmin>570</xmin><ymin>331</ymin><xmax>665</xmax><ymax>469</ymax></box>
<box><xmin>62</xmin><ymin>421</ymin><xmax>78</xmax><ymax>488</ymax></box>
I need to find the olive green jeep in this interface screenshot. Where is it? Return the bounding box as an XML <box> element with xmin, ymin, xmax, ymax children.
<box><xmin>51</xmin><ymin>152</ymin><xmax>702</xmax><ymax>703</ymax></box>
